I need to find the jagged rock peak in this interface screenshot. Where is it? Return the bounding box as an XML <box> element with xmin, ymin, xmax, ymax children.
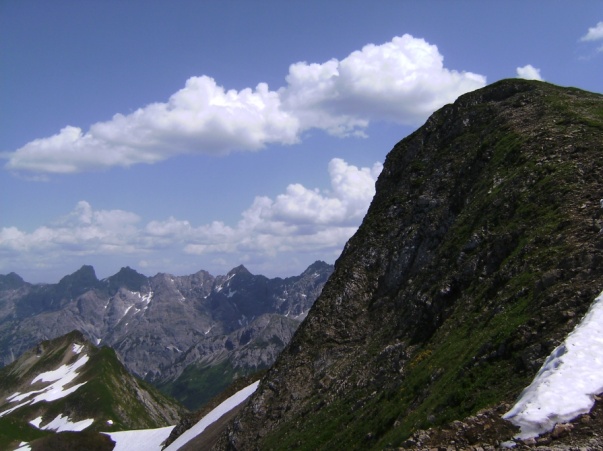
<box><xmin>58</xmin><ymin>264</ymin><xmax>98</xmax><ymax>287</ymax></box>
<box><xmin>105</xmin><ymin>266</ymin><xmax>148</xmax><ymax>293</ymax></box>
<box><xmin>51</xmin><ymin>265</ymin><xmax>102</xmax><ymax>301</ymax></box>
<box><xmin>0</xmin><ymin>272</ymin><xmax>27</xmax><ymax>289</ymax></box>
<box><xmin>301</xmin><ymin>260</ymin><xmax>332</xmax><ymax>275</ymax></box>
<box><xmin>227</xmin><ymin>264</ymin><xmax>252</xmax><ymax>277</ymax></box>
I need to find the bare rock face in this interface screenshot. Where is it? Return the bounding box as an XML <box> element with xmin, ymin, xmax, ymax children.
<box><xmin>217</xmin><ymin>80</ymin><xmax>603</xmax><ymax>449</ymax></box>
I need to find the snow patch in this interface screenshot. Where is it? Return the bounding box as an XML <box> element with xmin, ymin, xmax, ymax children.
<box><xmin>30</xmin><ymin>413</ymin><xmax>94</xmax><ymax>432</ymax></box>
<box><xmin>141</xmin><ymin>291</ymin><xmax>153</xmax><ymax>307</ymax></box>
<box><xmin>164</xmin><ymin>381</ymin><xmax>260</xmax><ymax>450</ymax></box>
<box><xmin>0</xmin><ymin>400</ymin><xmax>30</xmax><ymax>417</ymax></box>
<box><xmin>32</xmin><ymin>354</ymin><xmax>88</xmax><ymax>385</ymax></box>
<box><xmin>122</xmin><ymin>304</ymin><xmax>134</xmax><ymax>318</ymax></box>
<box><xmin>72</xmin><ymin>343</ymin><xmax>84</xmax><ymax>354</ymax></box>
<box><xmin>504</xmin><ymin>290</ymin><xmax>603</xmax><ymax>439</ymax></box>
<box><xmin>0</xmin><ymin>354</ymin><xmax>89</xmax><ymax>417</ymax></box>
<box><xmin>103</xmin><ymin>425</ymin><xmax>174</xmax><ymax>451</ymax></box>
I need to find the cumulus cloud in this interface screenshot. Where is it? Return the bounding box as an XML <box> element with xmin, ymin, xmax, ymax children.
<box><xmin>0</xmin><ymin>158</ymin><xmax>381</xmax><ymax>278</ymax></box>
<box><xmin>581</xmin><ymin>21</ymin><xmax>603</xmax><ymax>53</ymax></box>
<box><xmin>516</xmin><ymin>64</ymin><xmax>544</xmax><ymax>81</ymax></box>
<box><xmin>282</xmin><ymin>35</ymin><xmax>486</xmax><ymax>133</ymax></box>
<box><xmin>5</xmin><ymin>35</ymin><xmax>485</xmax><ymax>174</ymax></box>
<box><xmin>581</xmin><ymin>21</ymin><xmax>603</xmax><ymax>42</ymax></box>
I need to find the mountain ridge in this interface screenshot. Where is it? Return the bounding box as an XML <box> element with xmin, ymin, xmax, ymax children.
<box><xmin>216</xmin><ymin>79</ymin><xmax>603</xmax><ymax>449</ymax></box>
<box><xmin>0</xmin><ymin>330</ymin><xmax>183</xmax><ymax>450</ymax></box>
<box><xmin>0</xmin><ymin>261</ymin><xmax>333</xmax><ymax>410</ymax></box>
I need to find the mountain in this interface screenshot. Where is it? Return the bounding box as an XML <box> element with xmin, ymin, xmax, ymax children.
<box><xmin>157</xmin><ymin>313</ymin><xmax>300</xmax><ymax>410</ymax></box>
<box><xmin>0</xmin><ymin>331</ymin><xmax>183</xmax><ymax>450</ymax></box>
<box><xmin>0</xmin><ymin>261</ymin><xmax>333</xmax><ymax>408</ymax></box>
<box><xmin>213</xmin><ymin>79</ymin><xmax>603</xmax><ymax>449</ymax></box>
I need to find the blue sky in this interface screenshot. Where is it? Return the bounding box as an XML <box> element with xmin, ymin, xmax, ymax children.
<box><xmin>1</xmin><ymin>1</ymin><xmax>602</xmax><ymax>283</ymax></box>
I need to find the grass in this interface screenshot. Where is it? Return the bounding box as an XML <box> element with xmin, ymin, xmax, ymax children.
<box><xmin>159</xmin><ymin>359</ymin><xmax>240</xmax><ymax>411</ymax></box>
<box><xmin>0</xmin><ymin>416</ymin><xmax>51</xmax><ymax>450</ymax></box>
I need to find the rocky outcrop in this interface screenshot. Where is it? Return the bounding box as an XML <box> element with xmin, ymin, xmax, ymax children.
<box><xmin>217</xmin><ymin>80</ymin><xmax>603</xmax><ymax>449</ymax></box>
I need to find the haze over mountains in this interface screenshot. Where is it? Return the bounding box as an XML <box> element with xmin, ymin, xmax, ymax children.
<box><xmin>0</xmin><ymin>261</ymin><xmax>333</xmax><ymax>410</ymax></box>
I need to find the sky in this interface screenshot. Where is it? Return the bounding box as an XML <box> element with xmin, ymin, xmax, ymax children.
<box><xmin>1</xmin><ymin>1</ymin><xmax>602</xmax><ymax>283</ymax></box>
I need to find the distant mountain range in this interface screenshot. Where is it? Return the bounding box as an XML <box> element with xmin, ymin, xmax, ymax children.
<box><xmin>0</xmin><ymin>261</ymin><xmax>333</xmax><ymax>409</ymax></box>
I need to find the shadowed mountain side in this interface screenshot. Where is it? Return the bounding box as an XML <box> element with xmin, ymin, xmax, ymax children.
<box><xmin>215</xmin><ymin>79</ymin><xmax>603</xmax><ymax>449</ymax></box>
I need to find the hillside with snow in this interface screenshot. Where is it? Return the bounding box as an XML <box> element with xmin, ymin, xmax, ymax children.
<box><xmin>0</xmin><ymin>331</ymin><xmax>182</xmax><ymax>450</ymax></box>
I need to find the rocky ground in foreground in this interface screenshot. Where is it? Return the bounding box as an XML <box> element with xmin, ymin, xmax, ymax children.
<box><xmin>400</xmin><ymin>398</ymin><xmax>603</xmax><ymax>450</ymax></box>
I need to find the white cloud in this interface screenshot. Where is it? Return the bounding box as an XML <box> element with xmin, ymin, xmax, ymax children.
<box><xmin>5</xmin><ymin>78</ymin><xmax>300</xmax><ymax>174</ymax></box>
<box><xmin>580</xmin><ymin>21</ymin><xmax>603</xmax><ymax>53</ymax></box>
<box><xmin>0</xmin><ymin>201</ymin><xmax>141</xmax><ymax>255</ymax></box>
<box><xmin>581</xmin><ymin>21</ymin><xmax>603</xmax><ymax>42</ymax></box>
<box><xmin>0</xmin><ymin>158</ymin><xmax>381</xmax><ymax>279</ymax></box>
<box><xmin>516</xmin><ymin>64</ymin><xmax>544</xmax><ymax>81</ymax></box>
<box><xmin>180</xmin><ymin>158</ymin><xmax>383</xmax><ymax>256</ymax></box>
<box><xmin>282</xmin><ymin>35</ymin><xmax>486</xmax><ymax>134</ymax></box>
<box><xmin>5</xmin><ymin>35</ymin><xmax>485</xmax><ymax>174</ymax></box>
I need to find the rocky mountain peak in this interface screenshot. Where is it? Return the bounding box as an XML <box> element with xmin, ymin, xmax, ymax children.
<box><xmin>301</xmin><ymin>260</ymin><xmax>332</xmax><ymax>276</ymax></box>
<box><xmin>0</xmin><ymin>272</ymin><xmax>27</xmax><ymax>290</ymax></box>
<box><xmin>57</xmin><ymin>264</ymin><xmax>100</xmax><ymax>293</ymax></box>
<box><xmin>104</xmin><ymin>266</ymin><xmax>148</xmax><ymax>294</ymax></box>
<box><xmin>217</xmin><ymin>79</ymin><xmax>603</xmax><ymax>449</ymax></box>
<box><xmin>227</xmin><ymin>264</ymin><xmax>251</xmax><ymax>277</ymax></box>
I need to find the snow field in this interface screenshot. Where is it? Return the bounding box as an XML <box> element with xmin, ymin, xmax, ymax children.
<box><xmin>164</xmin><ymin>380</ymin><xmax>259</xmax><ymax>450</ymax></box>
<box><xmin>504</xmin><ymin>290</ymin><xmax>603</xmax><ymax>438</ymax></box>
<box><xmin>104</xmin><ymin>426</ymin><xmax>175</xmax><ymax>451</ymax></box>
<box><xmin>101</xmin><ymin>382</ymin><xmax>259</xmax><ymax>451</ymax></box>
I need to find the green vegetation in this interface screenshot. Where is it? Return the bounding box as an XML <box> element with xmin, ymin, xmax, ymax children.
<box><xmin>0</xmin><ymin>334</ymin><xmax>183</xmax><ymax>448</ymax></box>
<box><xmin>0</xmin><ymin>417</ymin><xmax>51</xmax><ymax>450</ymax></box>
<box><xmin>159</xmin><ymin>359</ymin><xmax>265</xmax><ymax>411</ymax></box>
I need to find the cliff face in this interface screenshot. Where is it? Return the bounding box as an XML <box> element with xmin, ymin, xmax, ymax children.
<box><xmin>218</xmin><ymin>80</ymin><xmax>603</xmax><ymax>449</ymax></box>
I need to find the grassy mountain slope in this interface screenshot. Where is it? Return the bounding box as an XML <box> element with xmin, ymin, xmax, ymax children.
<box><xmin>0</xmin><ymin>331</ymin><xmax>184</xmax><ymax>450</ymax></box>
<box><xmin>158</xmin><ymin>314</ymin><xmax>300</xmax><ymax>410</ymax></box>
<box><xmin>216</xmin><ymin>80</ymin><xmax>603</xmax><ymax>449</ymax></box>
